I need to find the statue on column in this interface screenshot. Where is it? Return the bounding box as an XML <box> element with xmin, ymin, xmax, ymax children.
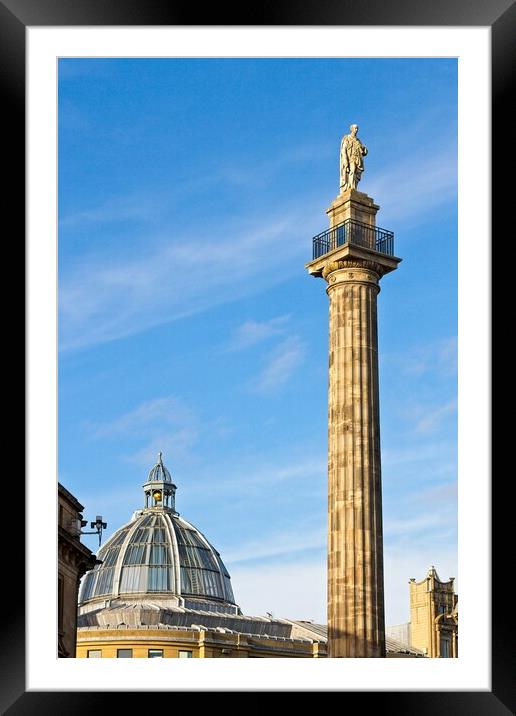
<box><xmin>340</xmin><ymin>124</ymin><xmax>368</xmax><ymax>192</ymax></box>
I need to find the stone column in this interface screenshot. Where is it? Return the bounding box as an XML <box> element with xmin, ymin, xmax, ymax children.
<box><xmin>306</xmin><ymin>188</ymin><xmax>401</xmax><ymax>658</ymax></box>
<box><xmin>325</xmin><ymin>260</ymin><xmax>384</xmax><ymax>657</ymax></box>
<box><xmin>452</xmin><ymin>628</ymin><xmax>458</xmax><ymax>658</ymax></box>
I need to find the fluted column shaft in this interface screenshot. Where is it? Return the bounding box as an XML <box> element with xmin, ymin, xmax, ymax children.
<box><xmin>325</xmin><ymin>262</ymin><xmax>385</xmax><ymax>657</ymax></box>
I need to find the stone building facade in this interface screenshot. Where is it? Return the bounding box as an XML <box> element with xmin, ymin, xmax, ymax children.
<box><xmin>58</xmin><ymin>483</ymin><xmax>98</xmax><ymax>658</ymax></box>
<box><xmin>77</xmin><ymin>623</ymin><xmax>326</xmax><ymax>659</ymax></box>
<box><xmin>409</xmin><ymin>566</ymin><xmax>458</xmax><ymax>657</ymax></box>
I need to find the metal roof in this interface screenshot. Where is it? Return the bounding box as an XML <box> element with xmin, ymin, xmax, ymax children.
<box><xmin>285</xmin><ymin>620</ymin><xmax>426</xmax><ymax>656</ymax></box>
<box><xmin>146</xmin><ymin>451</ymin><xmax>173</xmax><ymax>483</ymax></box>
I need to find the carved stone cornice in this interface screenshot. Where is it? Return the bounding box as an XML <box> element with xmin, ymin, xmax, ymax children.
<box><xmin>58</xmin><ymin>526</ymin><xmax>97</xmax><ymax>576</ymax></box>
<box><xmin>306</xmin><ymin>241</ymin><xmax>401</xmax><ymax>281</ymax></box>
<box><xmin>322</xmin><ymin>258</ymin><xmax>384</xmax><ymax>281</ymax></box>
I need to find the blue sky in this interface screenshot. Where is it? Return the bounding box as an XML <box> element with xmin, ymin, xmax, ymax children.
<box><xmin>58</xmin><ymin>58</ymin><xmax>457</xmax><ymax>625</ymax></box>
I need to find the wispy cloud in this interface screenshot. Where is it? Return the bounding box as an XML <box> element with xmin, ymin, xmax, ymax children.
<box><xmin>390</xmin><ymin>336</ymin><xmax>457</xmax><ymax>379</ymax></box>
<box><xmin>85</xmin><ymin>395</ymin><xmax>191</xmax><ymax>438</ymax></box>
<box><xmin>224</xmin><ymin>525</ymin><xmax>326</xmax><ymax>564</ymax></box>
<box><xmin>220</xmin><ymin>142</ymin><xmax>332</xmax><ymax>189</ymax></box>
<box><xmin>84</xmin><ymin>395</ymin><xmax>199</xmax><ymax>466</ymax></box>
<box><xmin>59</xmin><ymin>194</ymin><xmax>158</xmax><ymax>229</ymax></box>
<box><xmin>189</xmin><ymin>457</ymin><xmax>326</xmax><ymax>498</ymax></box>
<box><xmin>411</xmin><ymin>480</ymin><xmax>457</xmax><ymax>504</ymax></box>
<box><xmin>127</xmin><ymin>430</ymin><xmax>199</xmax><ymax>468</ymax></box>
<box><xmin>249</xmin><ymin>336</ymin><xmax>305</xmax><ymax>393</ymax></box>
<box><xmin>366</xmin><ymin>143</ymin><xmax>457</xmax><ymax>227</ymax></box>
<box><xmin>59</xmin><ymin>207</ymin><xmax>320</xmax><ymax>352</ymax></box>
<box><xmin>59</xmin><ymin>175</ymin><xmax>213</xmax><ymax>232</ymax></box>
<box><xmin>226</xmin><ymin>315</ymin><xmax>290</xmax><ymax>352</ymax></box>
<box><xmin>414</xmin><ymin>398</ymin><xmax>457</xmax><ymax>435</ymax></box>
<box><xmin>385</xmin><ymin>510</ymin><xmax>455</xmax><ymax>539</ymax></box>
<box><xmin>383</xmin><ymin>440</ymin><xmax>455</xmax><ymax>468</ymax></box>
<box><xmin>395</xmin><ymin>397</ymin><xmax>457</xmax><ymax>437</ymax></box>
<box><xmin>59</xmin><ymin>137</ymin><xmax>457</xmax><ymax>355</ymax></box>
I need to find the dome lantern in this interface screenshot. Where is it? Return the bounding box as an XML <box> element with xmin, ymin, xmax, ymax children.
<box><xmin>142</xmin><ymin>452</ymin><xmax>177</xmax><ymax>511</ymax></box>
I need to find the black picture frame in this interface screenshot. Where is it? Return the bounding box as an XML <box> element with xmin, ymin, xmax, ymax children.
<box><xmin>8</xmin><ymin>0</ymin><xmax>508</xmax><ymax>712</ymax></box>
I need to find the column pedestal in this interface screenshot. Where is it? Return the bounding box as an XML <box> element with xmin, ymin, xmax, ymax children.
<box><xmin>327</xmin><ymin>189</ymin><xmax>379</xmax><ymax>230</ymax></box>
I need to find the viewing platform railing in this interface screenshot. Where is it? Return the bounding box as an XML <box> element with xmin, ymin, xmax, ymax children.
<box><xmin>312</xmin><ymin>219</ymin><xmax>394</xmax><ymax>260</ymax></box>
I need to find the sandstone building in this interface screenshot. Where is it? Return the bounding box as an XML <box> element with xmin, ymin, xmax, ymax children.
<box><xmin>386</xmin><ymin>566</ymin><xmax>458</xmax><ymax>658</ymax></box>
<box><xmin>409</xmin><ymin>566</ymin><xmax>458</xmax><ymax>657</ymax></box>
<box><xmin>58</xmin><ymin>483</ymin><xmax>98</xmax><ymax>657</ymax></box>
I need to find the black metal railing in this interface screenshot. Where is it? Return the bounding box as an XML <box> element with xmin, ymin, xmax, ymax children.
<box><xmin>312</xmin><ymin>219</ymin><xmax>394</xmax><ymax>260</ymax></box>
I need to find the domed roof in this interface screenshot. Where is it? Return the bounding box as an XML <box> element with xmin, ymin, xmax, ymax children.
<box><xmin>79</xmin><ymin>455</ymin><xmax>236</xmax><ymax>609</ymax></box>
<box><xmin>80</xmin><ymin>510</ymin><xmax>236</xmax><ymax>606</ymax></box>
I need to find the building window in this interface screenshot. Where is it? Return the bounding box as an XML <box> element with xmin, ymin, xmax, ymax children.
<box><xmin>87</xmin><ymin>650</ymin><xmax>102</xmax><ymax>658</ymax></box>
<box><xmin>440</xmin><ymin>638</ymin><xmax>450</xmax><ymax>658</ymax></box>
<box><xmin>58</xmin><ymin>576</ymin><xmax>64</xmax><ymax>632</ymax></box>
<box><xmin>117</xmin><ymin>649</ymin><xmax>133</xmax><ymax>658</ymax></box>
<box><xmin>178</xmin><ymin>650</ymin><xmax>193</xmax><ymax>658</ymax></box>
<box><xmin>148</xmin><ymin>649</ymin><xmax>163</xmax><ymax>658</ymax></box>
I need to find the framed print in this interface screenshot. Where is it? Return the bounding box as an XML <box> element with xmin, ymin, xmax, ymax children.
<box><xmin>5</xmin><ymin>0</ymin><xmax>511</xmax><ymax>712</ymax></box>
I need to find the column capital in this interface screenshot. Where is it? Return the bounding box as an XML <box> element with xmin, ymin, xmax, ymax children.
<box><xmin>307</xmin><ymin>243</ymin><xmax>401</xmax><ymax>282</ymax></box>
<box><xmin>322</xmin><ymin>259</ymin><xmax>382</xmax><ymax>286</ymax></box>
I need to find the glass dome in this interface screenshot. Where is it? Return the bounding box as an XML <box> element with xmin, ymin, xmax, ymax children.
<box><xmin>79</xmin><ymin>456</ymin><xmax>236</xmax><ymax>608</ymax></box>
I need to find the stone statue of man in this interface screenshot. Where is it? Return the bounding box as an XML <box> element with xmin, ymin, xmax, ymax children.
<box><xmin>340</xmin><ymin>124</ymin><xmax>368</xmax><ymax>192</ymax></box>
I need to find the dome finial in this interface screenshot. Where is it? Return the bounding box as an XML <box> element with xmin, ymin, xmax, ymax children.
<box><xmin>158</xmin><ymin>451</ymin><xmax>163</xmax><ymax>463</ymax></box>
